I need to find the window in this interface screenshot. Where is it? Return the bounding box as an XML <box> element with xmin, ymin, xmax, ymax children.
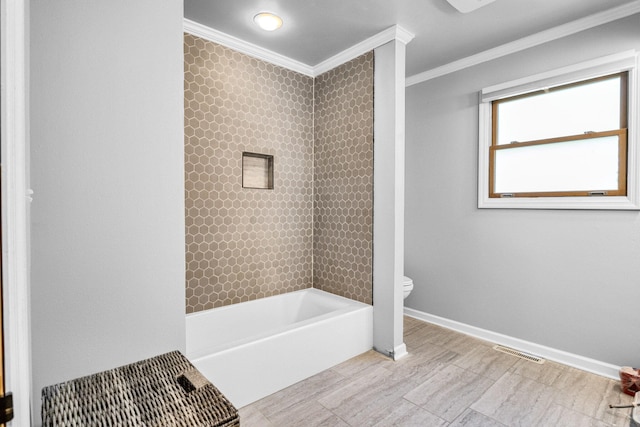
<box><xmin>491</xmin><ymin>73</ymin><xmax>627</xmax><ymax>198</ymax></box>
<box><xmin>478</xmin><ymin>52</ymin><xmax>639</xmax><ymax>210</ymax></box>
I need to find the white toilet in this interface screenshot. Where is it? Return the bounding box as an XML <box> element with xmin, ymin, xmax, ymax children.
<box><xmin>403</xmin><ymin>276</ymin><xmax>414</xmax><ymax>299</ymax></box>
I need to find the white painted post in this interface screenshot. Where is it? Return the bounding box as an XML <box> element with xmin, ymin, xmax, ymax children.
<box><xmin>373</xmin><ymin>29</ymin><xmax>413</xmax><ymax>360</ymax></box>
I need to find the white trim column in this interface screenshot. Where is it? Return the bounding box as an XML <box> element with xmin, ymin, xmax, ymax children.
<box><xmin>373</xmin><ymin>30</ymin><xmax>413</xmax><ymax>360</ymax></box>
<box><xmin>1</xmin><ymin>0</ymin><xmax>32</xmax><ymax>424</ymax></box>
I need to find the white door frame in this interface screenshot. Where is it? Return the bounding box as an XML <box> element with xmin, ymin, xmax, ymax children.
<box><xmin>1</xmin><ymin>0</ymin><xmax>33</xmax><ymax>424</ymax></box>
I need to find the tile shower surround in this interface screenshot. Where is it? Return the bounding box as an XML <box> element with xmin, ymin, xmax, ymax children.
<box><xmin>313</xmin><ymin>53</ymin><xmax>374</xmax><ymax>304</ymax></box>
<box><xmin>184</xmin><ymin>34</ymin><xmax>314</xmax><ymax>313</ymax></box>
<box><xmin>184</xmin><ymin>34</ymin><xmax>374</xmax><ymax>312</ymax></box>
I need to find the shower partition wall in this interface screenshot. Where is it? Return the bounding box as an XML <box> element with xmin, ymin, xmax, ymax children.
<box><xmin>313</xmin><ymin>52</ymin><xmax>374</xmax><ymax>305</ymax></box>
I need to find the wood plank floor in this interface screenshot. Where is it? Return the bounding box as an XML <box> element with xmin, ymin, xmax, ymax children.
<box><xmin>239</xmin><ymin>316</ymin><xmax>635</xmax><ymax>426</ymax></box>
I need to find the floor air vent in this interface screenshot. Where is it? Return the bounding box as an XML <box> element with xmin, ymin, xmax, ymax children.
<box><xmin>493</xmin><ymin>345</ymin><xmax>545</xmax><ymax>364</ymax></box>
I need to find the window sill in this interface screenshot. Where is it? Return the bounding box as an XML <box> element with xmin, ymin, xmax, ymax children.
<box><xmin>478</xmin><ymin>195</ymin><xmax>640</xmax><ymax>210</ymax></box>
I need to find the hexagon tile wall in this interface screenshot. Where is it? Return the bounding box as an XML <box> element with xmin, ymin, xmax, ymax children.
<box><xmin>314</xmin><ymin>53</ymin><xmax>374</xmax><ymax>304</ymax></box>
<box><xmin>184</xmin><ymin>34</ymin><xmax>314</xmax><ymax>313</ymax></box>
<box><xmin>184</xmin><ymin>33</ymin><xmax>374</xmax><ymax>313</ymax></box>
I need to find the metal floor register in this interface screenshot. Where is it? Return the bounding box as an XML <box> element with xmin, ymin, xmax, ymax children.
<box><xmin>41</xmin><ymin>351</ymin><xmax>239</xmax><ymax>426</ymax></box>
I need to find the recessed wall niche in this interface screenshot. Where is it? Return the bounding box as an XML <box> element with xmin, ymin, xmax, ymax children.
<box><xmin>242</xmin><ymin>152</ymin><xmax>274</xmax><ymax>190</ymax></box>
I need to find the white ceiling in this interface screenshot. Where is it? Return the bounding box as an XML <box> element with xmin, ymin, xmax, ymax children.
<box><xmin>184</xmin><ymin>0</ymin><xmax>639</xmax><ymax>77</ymax></box>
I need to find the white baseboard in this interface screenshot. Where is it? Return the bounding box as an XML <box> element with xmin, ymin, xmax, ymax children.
<box><xmin>404</xmin><ymin>307</ymin><xmax>621</xmax><ymax>380</ymax></box>
<box><xmin>394</xmin><ymin>343</ymin><xmax>408</xmax><ymax>361</ymax></box>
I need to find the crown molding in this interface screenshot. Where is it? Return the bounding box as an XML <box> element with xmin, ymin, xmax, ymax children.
<box><xmin>184</xmin><ymin>19</ymin><xmax>414</xmax><ymax>78</ymax></box>
<box><xmin>406</xmin><ymin>0</ymin><xmax>640</xmax><ymax>86</ymax></box>
<box><xmin>314</xmin><ymin>25</ymin><xmax>414</xmax><ymax>76</ymax></box>
<box><xmin>183</xmin><ymin>18</ymin><xmax>315</xmax><ymax>77</ymax></box>
<box><xmin>395</xmin><ymin>26</ymin><xmax>417</xmax><ymax>45</ymax></box>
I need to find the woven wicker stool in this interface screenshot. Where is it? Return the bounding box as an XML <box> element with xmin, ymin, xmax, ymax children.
<box><xmin>41</xmin><ymin>351</ymin><xmax>239</xmax><ymax>426</ymax></box>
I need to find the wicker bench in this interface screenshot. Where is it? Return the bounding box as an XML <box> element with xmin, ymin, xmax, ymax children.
<box><xmin>41</xmin><ymin>351</ymin><xmax>239</xmax><ymax>426</ymax></box>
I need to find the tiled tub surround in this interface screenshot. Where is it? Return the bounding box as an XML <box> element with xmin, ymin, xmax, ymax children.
<box><xmin>184</xmin><ymin>33</ymin><xmax>375</xmax><ymax>312</ymax></box>
<box><xmin>184</xmin><ymin>34</ymin><xmax>315</xmax><ymax>312</ymax></box>
<box><xmin>314</xmin><ymin>53</ymin><xmax>374</xmax><ymax>305</ymax></box>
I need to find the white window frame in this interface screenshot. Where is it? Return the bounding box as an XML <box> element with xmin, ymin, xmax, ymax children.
<box><xmin>478</xmin><ymin>50</ymin><xmax>639</xmax><ymax>210</ymax></box>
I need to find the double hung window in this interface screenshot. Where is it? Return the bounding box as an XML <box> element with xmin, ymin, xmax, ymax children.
<box><xmin>478</xmin><ymin>52</ymin><xmax>638</xmax><ymax>209</ymax></box>
<box><xmin>491</xmin><ymin>73</ymin><xmax>627</xmax><ymax>198</ymax></box>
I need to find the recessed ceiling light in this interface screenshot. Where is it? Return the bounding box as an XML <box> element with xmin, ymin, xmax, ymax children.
<box><xmin>253</xmin><ymin>12</ymin><xmax>283</xmax><ymax>31</ymax></box>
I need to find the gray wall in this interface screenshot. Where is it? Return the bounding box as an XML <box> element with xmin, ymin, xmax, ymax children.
<box><xmin>405</xmin><ymin>13</ymin><xmax>640</xmax><ymax>366</ymax></box>
<box><xmin>30</xmin><ymin>0</ymin><xmax>185</xmax><ymax>422</ymax></box>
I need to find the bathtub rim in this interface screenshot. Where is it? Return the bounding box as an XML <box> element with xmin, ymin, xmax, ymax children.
<box><xmin>186</xmin><ymin>288</ymin><xmax>371</xmax><ymax>359</ymax></box>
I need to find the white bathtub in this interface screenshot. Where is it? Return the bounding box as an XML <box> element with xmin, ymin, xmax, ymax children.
<box><xmin>186</xmin><ymin>288</ymin><xmax>373</xmax><ymax>408</ymax></box>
